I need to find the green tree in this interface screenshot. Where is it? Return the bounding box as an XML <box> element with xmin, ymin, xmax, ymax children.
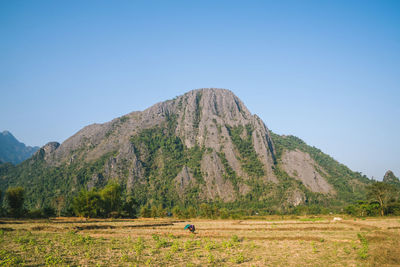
<box><xmin>199</xmin><ymin>203</ymin><xmax>220</xmax><ymax>218</ymax></box>
<box><xmin>72</xmin><ymin>189</ymin><xmax>102</xmax><ymax>218</ymax></box>
<box><xmin>367</xmin><ymin>182</ymin><xmax>396</xmax><ymax>216</ymax></box>
<box><xmin>150</xmin><ymin>205</ymin><xmax>158</xmax><ymax>218</ymax></box>
<box><xmin>5</xmin><ymin>187</ymin><xmax>25</xmax><ymax>218</ymax></box>
<box><xmin>52</xmin><ymin>195</ymin><xmax>65</xmax><ymax>217</ymax></box>
<box><xmin>121</xmin><ymin>195</ymin><xmax>138</xmax><ymax>218</ymax></box>
<box><xmin>172</xmin><ymin>206</ymin><xmax>183</xmax><ymax>218</ymax></box>
<box><xmin>140</xmin><ymin>205</ymin><xmax>151</xmax><ymax>218</ymax></box>
<box><xmin>156</xmin><ymin>204</ymin><xmax>165</xmax><ymax>217</ymax></box>
<box><xmin>186</xmin><ymin>206</ymin><xmax>197</xmax><ymax>218</ymax></box>
<box><xmin>100</xmin><ymin>182</ymin><xmax>122</xmax><ymax>217</ymax></box>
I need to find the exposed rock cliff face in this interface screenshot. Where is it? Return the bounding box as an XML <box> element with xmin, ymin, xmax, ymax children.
<box><xmin>34</xmin><ymin>142</ymin><xmax>60</xmax><ymax>162</ymax></box>
<box><xmin>281</xmin><ymin>149</ymin><xmax>334</xmax><ymax>194</ymax></box>
<box><xmin>201</xmin><ymin>151</ymin><xmax>236</xmax><ymax>201</ymax></box>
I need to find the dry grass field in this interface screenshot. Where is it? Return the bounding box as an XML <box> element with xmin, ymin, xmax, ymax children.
<box><xmin>1</xmin><ymin>216</ymin><xmax>400</xmax><ymax>266</ymax></box>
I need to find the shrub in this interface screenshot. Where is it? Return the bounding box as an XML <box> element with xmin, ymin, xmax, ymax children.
<box><xmin>357</xmin><ymin>233</ymin><xmax>369</xmax><ymax>259</ymax></box>
<box><xmin>5</xmin><ymin>187</ymin><xmax>25</xmax><ymax>218</ymax></box>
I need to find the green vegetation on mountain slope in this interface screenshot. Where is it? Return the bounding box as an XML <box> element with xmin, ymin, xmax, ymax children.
<box><xmin>129</xmin><ymin>116</ymin><xmax>204</xmax><ymax>209</ymax></box>
<box><xmin>0</xmin><ymin>149</ymin><xmax>115</xmax><ymax>213</ymax></box>
<box><xmin>270</xmin><ymin>132</ymin><xmax>371</xmax><ymax>204</ymax></box>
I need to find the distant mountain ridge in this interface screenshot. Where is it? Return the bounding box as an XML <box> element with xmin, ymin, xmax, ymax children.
<box><xmin>0</xmin><ymin>89</ymin><xmax>372</xmax><ymax>212</ymax></box>
<box><xmin>0</xmin><ymin>131</ymin><xmax>39</xmax><ymax>164</ymax></box>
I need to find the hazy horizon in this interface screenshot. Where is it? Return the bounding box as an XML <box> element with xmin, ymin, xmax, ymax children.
<box><xmin>1</xmin><ymin>0</ymin><xmax>399</xmax><ymax>180</ymax></box>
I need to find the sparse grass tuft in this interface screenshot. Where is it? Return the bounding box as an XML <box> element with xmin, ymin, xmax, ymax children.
<box><xmin>357</xmin><ymin>233</ymin><xmax>368</xmax><ymax>260</ymax></box>
<box><xmin>0</xmin><ymin>249</ymin><xmax>24</xmax><ymax>266</ymax></box>
<box><xmin>156</xmin><ymin>236</ymin><xmax>169</xmax><ymax>249</ymax></box>
<box><xmin>184</xmin><ymin>240</ymin><xmax>193</xmax><ymax>250</ymax></box>
<box><xmin>311</xmin><ymin>241</ymin><xmax>319</xmax><ymax>253</ymax></box>
<box><xmin>171</xmin><ymin>240</ymin><xmax>180</xmax><ymax>253</ymax></box>
<box><xmin>133</xmin><ymin>237</ymin><xmax>145</xmax><ymax>258</ymax></box>
<box><xmin>299</xmin><ymin>217</ymin><xmax>324</xmax><ymax>222</ymax></box>
<box><xmin>207</xmin><ymin>253</ymin><xmax>215</xmax><ymax>263</ymax></box>
<box><xmin>44</xmin><ymin>254</ymin><xmax>63</xmax><ymax>266</ymax></box>
<box><xmin>231</xmin><ymin>252</ymin><xmax>245</xmax><ymax>264</ymax></box>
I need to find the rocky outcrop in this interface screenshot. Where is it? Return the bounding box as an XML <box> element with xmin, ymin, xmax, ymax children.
<box><xmin>175</xmin><ymin>166</ymin><xmax>195</xmax><ymax>195</ymax></box>
<box><xmin>383</xmin><ymin>170</ymin><xmax>400</xmax><ymax>186</ymax></box>
<box><xmin>175</xmin><ymin>89</ymin><xmax>277</xmax><ymax>182</ymax></box>
<box><xmin>201</xmin><ymin>151</ymin><xmax>236</xmax><ymax>201</ymax></box>
<box><xmin>33</xmin><ymin>142</ymin><xmax>60</xmax><ymax>162</ymax></box>
<box><xmin>42</xmin><ymin>142</ymin><xmax>60</xmax><ymax>155</ymax></box>
<box><xmin>285</xmin><ymin>188</ymin><xmax>306</xmax><ymax>206</ymax></box>
<box><xmin>281</xmin><ymin>149</ymin><xmax>334</xmax><ymax>194</ymax></box>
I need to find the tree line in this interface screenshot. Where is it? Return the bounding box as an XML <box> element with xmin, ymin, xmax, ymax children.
<box><xmin>0</xmin><ymin>182</ymin><xmax>136</xmax><ymax>219</ymax></box>
<box><xmin>1</xmin><ymin>180</ymin><xmax>399</xmax><ymax>219</ymax></box>
<box><xmin>345</xmin><ymin>181</ymin><xmax>400</xmax><ymax>216</ymax></box>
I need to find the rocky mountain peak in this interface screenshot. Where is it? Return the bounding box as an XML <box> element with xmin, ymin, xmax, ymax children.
<box><xmin>170</xmin><ymin>88</ymin><xmax>278</xmax><ymax>185</ymax></box>
<box><xmin>38</xmin><ymin>88</ymin><xmax>279</xmax><ymax>201</ymax></box>
<box><xmin>34</xmin><ymin>142</ymin><xmax>60</xmax><ymax>162</ymax></box>
<box><xmin>42</xmin><ymin>142</ymin><xmax>60</xmax><ymax>155</ymax></box>
<box><xmin>383</xmin><ymin>170</ymin><xmax>399</xmax><ymax>184</ymax></box>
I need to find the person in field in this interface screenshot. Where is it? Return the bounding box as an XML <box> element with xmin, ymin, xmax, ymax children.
<box><xmin>184</xmin><ymin>224</ymin><xmax>195</xmax><ymax>233</ymax></box>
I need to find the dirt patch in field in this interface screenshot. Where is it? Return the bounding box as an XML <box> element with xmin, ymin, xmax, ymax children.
<box><xmin>199</xmin><ymin>226</ymin><xmax>352</xmax><ymax>231</ymax></box>
<box><xmin>388</xmin><ymin>226</ymin><xmax>400</xmax><ymax>229</ymax></box>
<box><xmin>246</xmin><ymin>236</ymin><xmax>323</xmax><ymax>241</ymax></box>
<box><xmin>52</xmin><ymin>220</ymin><xmax>113</xmax><ymax>224</ymax></box>
<box><xmin>0</xmin><ymin>220</ymin><xmax>23</xmax><ymax>224</ymax></box>
<box><xmin>0</xmin><ymin>227</ymin><xmax>15</xmax><ymax>231</ymax></box>
<box><xmin>236</xmin><ymin>221</ymin><xmax>331</xmax><ymax>226</ymax></box>
<box><xmin>72</xmin><ymin>223</ymin><xmax>174</xmax><ymax>231</ymax></box>
<box><xmin>31</xmin><ymin>225</ymin><xmax>61</xmax><ymax>231</ymax></box>
<box><xmin>89</xmin><ymin>230</ymin><xmax>116</xmax><ymax>235</ymax></box>
<box><xmin>367</xmin><ymin>231</ymin><xmax>400</xmax><ymax>266</ymax></box>
<box><xmin>172</xmin><ymin>232</ymin><xmax>325</xmax><ymax>242</ymax></box>
<box><xmin>340</xmin><ymin>220</ymin><xmax>380</xmax><ymax>230</ymax></box>
<box><xmin>122</xmin><ymin>223</ymin><xmax>174</xmax><ymax>228</ymax></box>
<box><xmin>74</xmin><ymin>224</ymin><xmax>116</xmax><ymax>230</ymax></box>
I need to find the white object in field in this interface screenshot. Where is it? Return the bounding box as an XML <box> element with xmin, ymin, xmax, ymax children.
<box><xmin>332</xmin><ymin>217</ymin><xmax>343</xmax><ymax>221</ymax></box>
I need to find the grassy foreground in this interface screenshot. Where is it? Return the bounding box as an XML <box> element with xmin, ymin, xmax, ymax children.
<box><xmin>1</xmin><ymin>216</ymin><xmax>400</xmax><ymax>266</ymax></box>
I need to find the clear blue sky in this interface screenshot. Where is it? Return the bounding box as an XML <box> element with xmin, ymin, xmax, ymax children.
<box><xmin>1</xmin><ymin>0</ymin><xmax>399</xmax><ymax>179</ymax></box>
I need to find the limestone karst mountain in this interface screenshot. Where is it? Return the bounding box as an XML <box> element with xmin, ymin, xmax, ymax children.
<box><xmin>0</xmin><ymin>89</ymin><xmax>370</xmax><ymax>211</ymax></box>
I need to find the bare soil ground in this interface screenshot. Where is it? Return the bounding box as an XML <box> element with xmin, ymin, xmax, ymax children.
<box><xmin>0</xmin><ymin>216</ymin><xmax>399</xmax><ymax>266</ymax></box>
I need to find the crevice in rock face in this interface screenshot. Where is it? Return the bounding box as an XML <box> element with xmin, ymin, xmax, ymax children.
<box><xmin>234</xmin><ymin>97</ymin><xmax>242</xmax><ymax>114</ymax></box>
<box><xmin>212</xmin><ymin>93</ymin><xmax>219</xmax><ymax>116</ymax></box>
<box><xmin>266</xmin><ymin>134</ymin><xmax>277</xmax><ymax>165</ymax></box>
<box><xmin>193</xmin><ymin>91</ymin><xmax>203</xmax><ymax>131</ymax></box>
